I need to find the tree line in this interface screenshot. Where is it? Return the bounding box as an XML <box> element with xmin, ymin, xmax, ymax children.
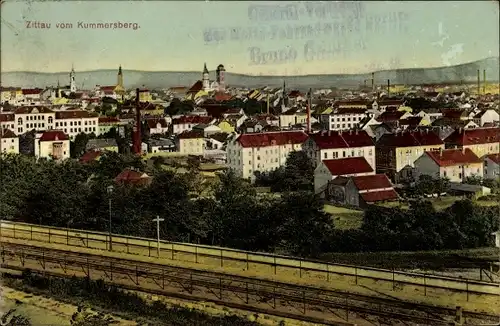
<box><xmin>0</xmin><ymin>152</ymin><xmax>498</xmax><ymax>258</ymax></box>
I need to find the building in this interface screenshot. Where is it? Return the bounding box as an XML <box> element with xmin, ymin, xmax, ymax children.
<box><xmin>14</xmin><ymin>106</ymin><xmax>56</xmax><ymax>135</ymax></box>
<box><xmin>484</xmin><ymin>154</ymin><xmax>500</xmax><ymax>180</ymax></box>
<box><xmin>303</xmin><ymin>130</ymin><xmax>376</xmax><ymax>169</ymax></box>
<box><xmin>175</xmin><ymin>130</ymin><xmax>204</xmax><ymax>156</ymax></box>
<box><xmin>0</xmin><ymin>129</ymin><xmax>19</xmax><ymax>154</ymax></box>
<box><xmin>171</xmin><ymin>115</ymin><xmax>214</xmax><ymax>134</ymax></box>
<box><xmin>98</xmin><ymin>116</ymin><xmax>126</xmax><ymax>135</ymax></box>
<box><xmin>226</xmin><ymin>131</ymin><xmax>309</xmax><ymax>180</ymax></box>
<box><xmin>54</xmin><ymin>110</ymin><xmax>99</xmax><ymax>139</ymax></box>
<box><xmin>414</xmin><ymin>148</ymin><xmax>483</xmax><ymax>183</ymax></box>
<box><xmin>320</xmin><ymin>107</ymin><xmax>367</xmax><ymax>131</ymax></box>
<box><xmin>86</xmin><ymin>138</ymin><xmax>119</xmax><ymax>152</ymax></box>
<box><xmin>473</xmin><ymin>109</ymin><xmax>499</xmax><ymax>127</ymax></box>
<box><xmin>314</xmin><ymin>157</ymin><xmax>375</xmax><ymax>194</ymax></box>
<box><xmin>325</xmin><ymin>174</ymin><xmax>399</xmax><ymax>208</ymax></box>
<box><xmin>0</xmin><ymin>113</ymin><xmax>15</xmax><ymax>132</ymax></box>
<box><xmin>115</xmin><ymin>168</ymin><xmax>151</xmax><ymax>186</ymax></box>
<box><xmin>192</xmin><ymin>123</ymin><xmax>222</xmax><ymax>137</ymax></box>
<box><xmin>148</xmin><ymin>138</ymin><xmax>176</xmax><ymax>153</ymax></box>
<box><xmin>146</xmin><ymin>118</ymin><xmax>169</xmax><ymax>135</ymax></box>
<box><xmin>376</xmin><ymin>130</ymin><xmax>444</xmax><ymax>183</ymax></box>
<box><xmin>34</xmin><ymin>130</ymin><xmax>70</xmax><ymax>160</ymax></box>
<box><xmin>444</xmin><ymin>127</ymin><xmax>500</xmax><ymax>158</ymax></box>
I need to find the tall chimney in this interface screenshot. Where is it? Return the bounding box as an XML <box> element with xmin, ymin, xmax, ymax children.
<box><xmin>363</xmin><ymin>79</ymin><xmax>366</xmax><ymax>88</ymax></box>
<box><xmin>133</xmin><ymin>88</ymin><xmax>142</xmax><ymax>155</ymax></box>
<box><xmin>371</xmin><ymin>72</ymin><xmax>375</xmax><ymax>91</ymax></box>
<box><xmin>266</xmin><ymin>94</ymin><xmax>270</xmax><ymax>114</ymax></box>
<box><xmin>306</xmin><ymin>88</ymin><xmax>312</xmax><ymax>133</ymax></box>
<box><xmin>477</xmin><ymin>69</ymin><xmax>480</xmax><ymax>95</ymax></box>
<box><xmin>387</xmin><ymin>79</ymin><xmax>390</xmax><ymax>97</ymax></box>
<box><xmin>483</xmin><ymin>69</ymin><xmax>486</xmax><ymax>94</ymax></box>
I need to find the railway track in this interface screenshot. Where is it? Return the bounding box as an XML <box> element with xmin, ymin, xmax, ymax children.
<box><xmin>1</xmin><ymin>242</ymin><xmax>498</xmax><ymax>326</ymax></box>
<box><xmin>1</xmin><ymin>220</ymin><xmax>498</xmax><ymax>299</ymax></box>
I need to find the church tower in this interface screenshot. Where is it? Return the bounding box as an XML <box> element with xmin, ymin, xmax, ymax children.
<box><xmin>202</xmin><ymin>63</ymin><xmax>210</xmax><ymax>91</ymax></box>
<box><xmin>216</xmin><ymin>64</ymin><xmax>226</xmax><ymax>90</ymax></box>
<box><xmin>69</xmin><ymin>65</ymin><xmax>76</xmax><ymax>93</ymax></box>
<box><xmin>117</xmin><ymin>65</ymin><xmax>124</xmax><ymax>88</ymax></box>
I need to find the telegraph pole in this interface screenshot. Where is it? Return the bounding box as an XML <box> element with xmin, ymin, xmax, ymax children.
<box><xmin>152</xmin><ymin>216</ymin><xmax>165</xmax><ymax>257</ymax></box>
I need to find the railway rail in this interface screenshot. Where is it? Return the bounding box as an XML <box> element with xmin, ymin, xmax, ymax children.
<box><xmin>1</xmin><ymin>242</ymin><xmax>498</xmax><ymax>326</ymax></box>
<box><xmin>1</xmin><ymin>220</ymin><xmax>498</xmax><ymax>300</ymax></box>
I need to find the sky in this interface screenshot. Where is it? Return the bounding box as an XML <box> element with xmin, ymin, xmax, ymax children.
<box><xmin>1</xmin><ymin>1</ymin><xmax>499</xmax><ymax>76</ymax></box>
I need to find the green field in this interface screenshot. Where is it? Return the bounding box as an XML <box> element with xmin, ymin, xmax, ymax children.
<box><xmin>323</xmin><ymin>204</ymin><xmax>364</xmax><ymax>230</ymax></box>
<box><xmin>378</xmin><ymin>196</ymin><xmax>499</xmax><ymax>211</ymax></box>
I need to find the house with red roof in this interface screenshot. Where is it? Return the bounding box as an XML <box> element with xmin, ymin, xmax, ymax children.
<box><xmin>34</xmin><ymin>130</ymin><xmax>70</xmax><ymax>161</ymax></box>
<box><xmin>376</xmin><ymin>130</ymin><xmax>444</xmax><ymax>183</ymax></box>
<box><xmin>444</xmin><ymin>127</ymin><xmax>500</xmax><ymax>158</ymax></box>
<box><xmin>21</xmin><ymin>88</ymin><xmax>43</xmax><ymax>102</ymax></box>
<box><xmin>0</xmin><ymin>128</ymin><xmax>19</xmax><ymax>154</ymax></box>
<box><xmin>314</xmin><ymin>157</ymin><xmax>375</xmax><ymax>194</ymax></box>
<box><xmin>171</xmin><ymin>115</ymin><xmax>214</xmax><ymax>134</ymax></box>
<box><xmin>320</xmin><ymin>107</ymin><xmax>368</xmax><ymax>131</ymax></box>
<box><xmin>414</xmin><ymin>148</ymin><xmax>483</xmax><ymax>183</ymax></box>
<box><xmin>325</xmin><ymin>174</ymin><xmax>399</xmax><ymax>208</ymax></box>
<box><xmin>226</xmin><ymin>131</ymin><xmax>309</xmax><ymax>180</ymax></box>
<box><xmin>146</xmin><ymin>118</ymin><xmax>169</xmax><ymax>135</ymax></box>
<box><xmin>79</xmin><ymin>150</ymin><xmax>102</xmax><ymax>163</ymax></box>
<box><xmin>303</xmin><ymin>130</ymin><xmax>376</xmax><ymax>170</ymax></box>
<box><xmin>484</xmin><ymin>154</ymin><xmax>500</xmax><ymax>180</ymax></box>
<box><xmin>115</xmin><ymin>168</ymin><xmax>151</xmax><ymax>186</ymax></box>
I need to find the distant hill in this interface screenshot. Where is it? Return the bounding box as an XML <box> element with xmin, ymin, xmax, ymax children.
<box><xmin>1</xmin><ymin>57</ymin><xmax>498</xmax><ymax>90</ymax></box>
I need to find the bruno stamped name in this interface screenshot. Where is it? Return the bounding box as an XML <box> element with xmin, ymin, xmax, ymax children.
<box><xmin>25</xmin><ymin>21</ymin><xmax>140</xmax><ymax>30</ymax></box>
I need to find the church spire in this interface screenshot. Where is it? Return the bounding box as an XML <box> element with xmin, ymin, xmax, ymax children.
<box><xmin>118</xmin><ymin>65</ymin><xmax>122</xmax><ymax>75</ymax></box>
<box><xmin>203</xmin><ymin>62</ymin><xmax>209</xmax><ymax>74</ymax></box>
<box><xmin>117</xmin><ymin>65</ymin><xmax>124</xmax><ymax>88</ymax></box>
<box><xmin>69</xmin><ymin>64</ymin><xmax>76</xmax><ymax>93</ymax></box>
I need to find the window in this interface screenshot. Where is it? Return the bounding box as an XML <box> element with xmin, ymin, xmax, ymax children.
<box><xmin>70</xmin><ymin>121</ymin><xmax>73</xmax><ymax>126</ymax></box>
<box><xmin>17</xmin><ymin>118</ymin><xmax>23</xmax><ymax>125</ymax></box>
<box><xmin>48</xmin><ymin>117</ymin><xmax>52</xmax><ymax>123</ymax></box>
<box><xmin>324</xmin><ymin>152</ymin><xmax>327</xmax><ymax>159</ymax></box>
<box><xmin>343</xmin><ymin>151</ymin><xmax>346</xmax><ymax>157</ymax></box>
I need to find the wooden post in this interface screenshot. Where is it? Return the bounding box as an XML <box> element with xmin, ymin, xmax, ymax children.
<box><xmin>455</xmin><ymin>306</ymin><xmax>463</xmax><ymax>325</ymax></box>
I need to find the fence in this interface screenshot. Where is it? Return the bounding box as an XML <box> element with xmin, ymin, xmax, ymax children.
<box><xmin>1</xmin><ymin>220</ymin><xmax>499</xmax><ymax>299</ymax></box>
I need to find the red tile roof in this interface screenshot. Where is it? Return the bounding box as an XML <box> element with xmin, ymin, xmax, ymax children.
<box><xmin>310</xmin><ymin>130</ymin><xmax>374</xmax><ymax>149</ymax></box>
<box><xmin>335</xmin><ymin>100</ymin><xmax>369</xmax><ymax>106</ymax></box>
<box><xmin>376</xmin><ymin>111</ymin><xmax>405</xmax><ymax>122</ymax></box>
<box><xmin>146</xmin><ymin>119</ymin><xmax>168</xmax><ymax>129</ymax></box>
<box><xmin>79</xmin><ymin>150</ymin><xmax>102</xmax><ymax>163</ymax></box>
<box><xmin>425</xmin><ymin>148</ymin><xmax>482</xmax><ymax>167</ymax></box>
<box><xmin>39</xmin><ymin>130</ymin><xmax>69</xmax><ymax>141</ymax></box>
<box><xmin>323</xmin><ymin>157</ymin><xmax>374</xmax><ymax>175</ymax></box>
<box><xmin>214</xmin><ymin>91</ymin><xmax>232</xmax><ymax>102</ymax></box>
<box><xmin>377</xmin><ymin>99</ymin><xmax>404</xmax><ymax>106</ymax></box>
<box><xmin>0</xmin><ymin>129</ymin><xmax>16</xmax><ymax>138</ymax></box>
<box><xmin>55</xmin><ymin>110</ymin><xmax>98</xmax><ymax>119</ymax></box>
<box><xmin>442</xmin><ymin>109</ymin><xmax>466</xmax><ymax>120</ymax></box>
<box><xmin>22</xmin><ymin>88</ymin><xmax>43</xmax><ymax>95</ymax></box>
<box><xmin>0</xmin><ymin>113</ymin><xmax>14</xmax><ymax>122</ymax></box>
<box><xmin>399</xmin><ymin>116</ymin><xmax>423</xmax><ymax>127</ymax></box>
<box><xmin>172</xmin><ymin>115</ymin><xmax>213</xmax><ymax>125</ymax></box>
<box><xmin>288</xmin><ymin>90</ymin><xmax>303</xmax><ymax>98</ymax></box>
<box><xmin>335</xmin><ymin>107</ymin><xmax>367</xmax><ymax>115</ymax></box>
<box><xmin>255</xmin><ymin>114</ymin><xmax>279</xmax><ymax>121</ymax></box>
<box><xmin>486</xmin><ymin>153</ymin><xmax>500</xmax><ymax>164</ymax></box>
<box><xmin>188</xmin><ymin>81</ymin><xmax>203</xmax><ymax>93</ymax></box>
<box><xmin>14</xmin><ymin>106</ymin><xmax>54</xmax><ymax>114</ymax></box>
<box><xmin>377</xmin><ymin>130</ymin><xmax>443</xmax><ymax>148</ymax></box>
<box><xmin>100</xmin><ymin>86</ymin><xmax>116</xmax><ymax>91</ymax></box>
<box><xmin>177</xmin><ymin>130</ymin><xmax>204</xmax><ymax>139</ymax></box>
<box><xmin>98</xmin><ymin>117</ymin><xmax>120</xmax><ymax>124</ymax></box>
<box><xmin>352</xmin><ymin>174</ymin><xmax>393</xmax><ymax>191</ymax></box>
<box><xmin>444</xmin><ymin>127</ymin><xmax>500</xmax><ymax>146</ymax></box>
<box><xmin>115</xmin><ymin>168</ymin><xmax>151</xmax><ymax>185</ymax></box>
<box><xmin>360</xmin><ymin>189</ymin><xmax>399</xmax><ymax>203</ymax></box>
<box><xmin>237</xmin><ymin>131</ymin><xmax>308</xmax><ymax>148</ymax></box>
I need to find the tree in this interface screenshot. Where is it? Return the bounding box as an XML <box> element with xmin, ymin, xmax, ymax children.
<box><xmin>274</xmin><ymin>191</ymin><xmax>334</xmax><ymax>257</ymax></box>
<box><xmin>70</xmin><ymin>132</ymin><xmax>93</xmax><ymax>158</ymax></box>
<box><xmin>1</xmin><ymin>309</ymin><xmax>32</xmax><ymax>326</ymax></box>
<box><xmin>271</xmin><ymin>151</ymin><xmax>315</xmax><ymax>192</ymax></box>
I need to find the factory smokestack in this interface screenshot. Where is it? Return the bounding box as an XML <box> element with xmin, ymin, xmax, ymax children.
<box><xmin>133</xmin><ymin>88</ymin><xmax>141</xmax><ymax>155</ymax></box>
<box><xmin>266</xmin><ymin>94</ymin><xmax>270</xmax><ymax>114</ymax></box>
<box><xmin>371</xmin><ymin>72</ymin><xmax>375</xmax><ymax>91</ymax></box>
<box><xmin>306</xmin><ymin>88</ymin><xmax>312</xmax><ymax>134</ymax></box>
<box><xmin>477</xmin><ymin>69</ymin><xmax>480</xmax><ymax>95</ymax></box>
<box><xmin>483</xmin><ymin>69</ymin><xmax>486</xmax><ymax>94</ymax></box>
<box><xmin>387</xmin><ymin>79</ymin><xmax>390</xmax><ymax>97</ymax></box>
